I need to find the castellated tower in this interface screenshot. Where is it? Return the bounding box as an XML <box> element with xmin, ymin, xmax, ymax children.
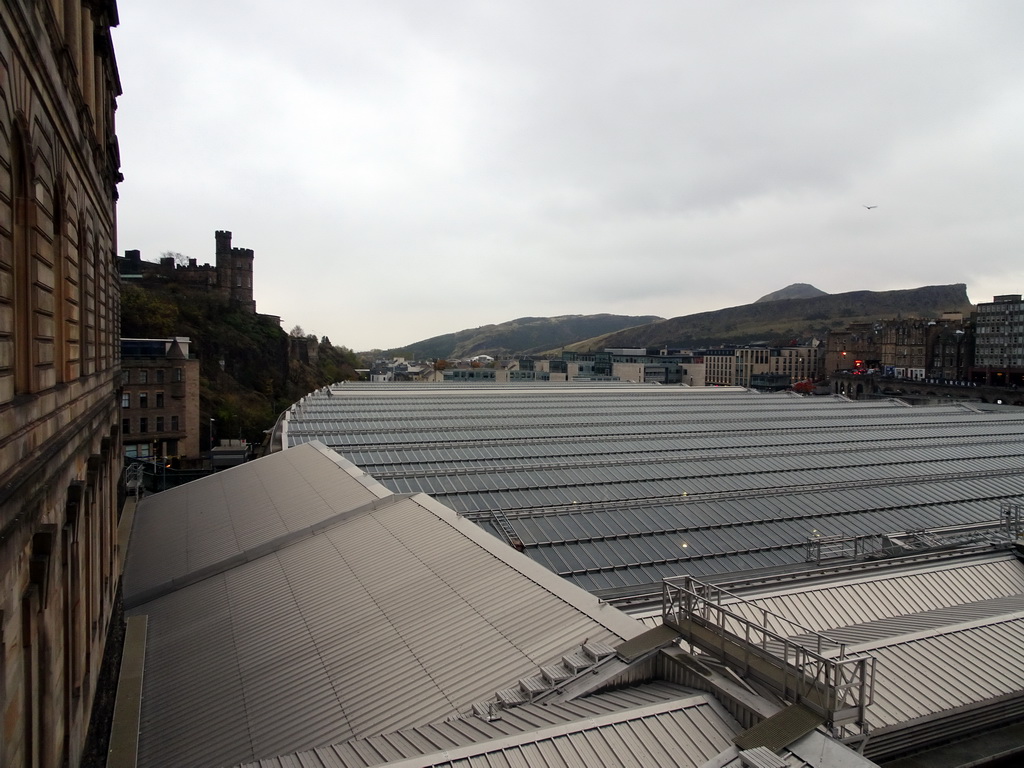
<box><xmin>215</xmin><ymin>230</ymin><xmax>257</xmax><ymax>313</ymax></box>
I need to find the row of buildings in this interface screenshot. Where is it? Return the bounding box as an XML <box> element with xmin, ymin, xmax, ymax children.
<box><xmin>436</xmin><ymin>346</ymin><xmax>820</xmax><ymax>387</ymax></box>
<box><xmin>435</xmin><ymin>296</ymin><xmax>1020</xmax><ymax>391</ymax></box>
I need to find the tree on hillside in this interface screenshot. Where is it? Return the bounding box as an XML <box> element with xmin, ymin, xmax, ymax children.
<box><xmin>121</xmin><ymin>284</ymin><xmax>179</xmax><ymax>337</ymax></box>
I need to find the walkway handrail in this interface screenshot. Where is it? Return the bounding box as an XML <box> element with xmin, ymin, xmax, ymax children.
<box><xmin>662</xmin><ymin>576</ymin><xmax>874</xmax><ymax>729</ymax></box>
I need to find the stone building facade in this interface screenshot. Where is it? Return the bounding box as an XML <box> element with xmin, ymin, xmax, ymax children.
<box><xmin>120</xmin><ymin>338</ymin><xmax>201</xmax><ymax>460</ymax></box>
<box><xmin>214</xmin><ymin>230</ymin><xmax>255</xmax><ymax>312</ymax></box>
<box><xmin>0</xmin><ymin>1</ymin><xmax>123</xmax><ymax>767</ymax></box>
<box><xmin>825</xmin><ymin>315</ymin><xmax>971</xmax><ymax>382</ymax></box>
<box><xmin>703</xmin><ymin>345</ymin><xmax>821</xmax><ymax>388</ymax></box>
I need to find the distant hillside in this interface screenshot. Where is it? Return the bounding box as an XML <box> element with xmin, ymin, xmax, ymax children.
<box><xmin>562</xmin><ymin>284</ymin><xmax>972</xmax><ymax>352</ymax></box>
<box><xmin>389</xmin><ymin>314</ymin><xmax>663</xmax><ymax>360</ymax></box>
<box><xmin>755</xmin><ymin>283</ymin><xmax>828</xmax><ymax>303</ymax></box>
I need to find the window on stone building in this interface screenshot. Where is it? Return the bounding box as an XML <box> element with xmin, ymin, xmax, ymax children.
<box><xmin>170</xmin><ymin>415</ymin><xmax>179</xmax><ymax>431</ymax></box>
<box><xmin>155</xmin><ymin>369</ymin><xmax>164</xmax><ymax>384</ymax></box>
<box><xmin>122</xmin><ymin>418</ymin><xmax>131</xmax><ymax>435</ymax></box>
<box><xmin>156</xmin><ymin>416</ymin><xmax>164</xmax><ymax>432</ymax></box>
<box><xmin>121</xmin><ymin>392</ymin><xmax>130</xmax><ymax>408</ymax></box>
<box><xmin>12</xmin><ymin>123</ymin><xmax>33</xmax><ymax>395</ymax></box>
<box><xmin>122</xmin><ymin>370</ymin><xmax>130</xmax><ymax>385</ymax></box>
<box><xmin>139</xmin><ymin>417</ymin><xmax>148</xmax><ymax>433</ymax></box>
<box><xmin>138</xmin><ymin>393</ymin><xmax>148</xmax><ymax>409</ymax></box>
<box><xmin>156</xmin><ymin>392</ymin><xmax>164</xmax><ymax>408</ymax></box>
<box><xmin>174</xmin><ymin>367</ymin><xmax>183</xmax><ymax>382</ymax></box>
<box><xmin>139</xmin><ymin>369</ymin><xmax>148</xmax><ymax>384</ymax></box>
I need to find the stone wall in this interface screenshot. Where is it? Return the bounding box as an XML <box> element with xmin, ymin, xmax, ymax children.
<box><xmin>0</xmin><ymin>1</ymin><xmax>123</xmax><ymax>766</ymax></box>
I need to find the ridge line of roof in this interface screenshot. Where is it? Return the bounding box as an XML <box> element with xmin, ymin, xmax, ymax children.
<box><xmin>370</xmin><ymin>693</ymin><xmax>732</xmax><ymax>768</ymax></box>
<box><xmin>833</xmin><ymin>606</ymin><xmax>1024</xmax><ymax>657</ymax></box>
<box><xmin>409</xmin><ymin>491</ymin><xmax>645</xmax><ymax>642</ymax></box>
<box><xmin>125</xmin><ymin>492</ymin><xmax>416</xmax><ymax>610</ymax></box>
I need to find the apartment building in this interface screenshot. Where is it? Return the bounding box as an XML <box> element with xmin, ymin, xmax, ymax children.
<box><xmin>973</xmin><ymin>294</ymin><xmax>1024</xmax><ymax>385</ymax></box>
<box><xmin>121</xmin><ymin>338</ymin><xmax>201</xmax><ymax>460</ymax></box>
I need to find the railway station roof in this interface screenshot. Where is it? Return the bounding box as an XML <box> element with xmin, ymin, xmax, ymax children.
<box><xmin>122</xmin><ymin>442</ymin><xmax>641</xmax><ymax>767</ymax></box>
<box><xmin>282</xmin><ymin>384</ymin><xmax>1024</xmax><ymax>599</ymax></box>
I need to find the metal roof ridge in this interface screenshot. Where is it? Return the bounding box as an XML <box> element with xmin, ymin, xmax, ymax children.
<box><xmin>303</xmin><ymin>439</ymin><xmax>395</xmax><ymax>498</ymax></box>
<box><xmin>715</xmin><ymin>549</ymin><xmax>1020</xmax><ymax>601</ymax></box>
<box><xmin>371</xmin><ymin>694</ymin><xmax>733</xmax><ymax>768</ymax></box>
<box><xmin>124</xmin><ymin>492</ymin><xmax>415</xmax><ymax>610</ymax></box>
<box><xmin>826</xmin><ymin>606</ymin><xmax>1024</xmax><ymax>658</ymax></box>
<box><xmin>409</xmin><ymin>491</ymin><xmax>645</xmax><ymax>642</ymax></box>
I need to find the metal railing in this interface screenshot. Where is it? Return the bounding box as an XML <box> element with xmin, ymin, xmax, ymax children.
<box><xmin>805</xmin><ymin>532</ymin><xmax>886</xmax><ymax>563</ymax></box>
<box><xmin>1001</xmin><ymin>500</ymin><xmax>1024</xmax><ymax>540</ymax></box>
<box><xmin>663</xmin><ymin>576</ymin><xmax>875</xmax><ymax>731</ymax></box>
<box><xmin>125</xmin><ymin>462</ymin><xmax>145</xmax><ymax>500</ymax></box>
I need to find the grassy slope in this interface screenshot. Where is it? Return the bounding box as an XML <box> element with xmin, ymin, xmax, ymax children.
<box><xmin>562</xmin><ymin>284</ymin><xmax>973</xmax><ymax>352</ymax></box>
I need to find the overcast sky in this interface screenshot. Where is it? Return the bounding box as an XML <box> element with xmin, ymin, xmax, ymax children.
<box><xmin>112</xmin><ymin>1</ymin><xmax>1024</xmax><ymax>351</ymax></box>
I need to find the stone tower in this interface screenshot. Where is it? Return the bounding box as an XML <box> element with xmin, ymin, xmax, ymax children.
<box><xmin>215</xmin><ymin>230</ymin><xmax>257</xmax><ymax>313</ymax></box>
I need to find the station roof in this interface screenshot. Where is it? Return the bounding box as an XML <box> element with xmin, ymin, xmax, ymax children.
<box><xmin>239</xmin><ymin>684</ymin><xmax>750</xmax><ymax>768</ymax></box>
<box><xmin>729</xmin><ymin>553</ymin><xmax>1024</xmax><ymax>727</ymax></box>
<box><xmin>123</xmin><ymin>442</ymin><xmax>642</xmax><ymax>768</ymax></box>
<box><xmin>283</xmin><ymin>384</ymin><xmax>1024</xmax><ymax>598</ymax></box>
<box><xmin>692</xmin><ymin>549</ymin><xmax>1024</xmax><ymax>764</ymax></box>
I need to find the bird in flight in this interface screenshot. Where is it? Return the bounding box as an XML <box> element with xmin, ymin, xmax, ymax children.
<box><xmin>863</xmin><ymin>205</ymin><xmax>878</xmax><ymax>210</ymax></box>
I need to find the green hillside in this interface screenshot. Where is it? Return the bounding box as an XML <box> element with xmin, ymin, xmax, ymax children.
<box><xmin>387</xmin><ymin>314</ymin><xmax>663</xmax><ymax>359</ymax></box>
<box><xmin>562</xmin><ymin>284</ymin><xmax>973</xmax><ymax>352</ymax></box>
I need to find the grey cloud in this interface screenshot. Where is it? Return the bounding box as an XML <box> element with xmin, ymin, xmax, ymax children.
<box><xmin>113</xmin><ymin>1</ymin><xmax>1024</xmax><ymax>350</ymax></box>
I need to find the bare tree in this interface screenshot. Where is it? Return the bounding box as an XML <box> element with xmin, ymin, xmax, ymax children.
<box><xmin>162</xmin><ymin>251</ymin><xmax>189</xmax><ymax>267</ymax></box>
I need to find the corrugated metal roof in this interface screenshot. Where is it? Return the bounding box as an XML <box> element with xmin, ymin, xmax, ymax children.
<box><xmin>238</xmin><ymin>683</ymin><xmax>714</xmax><ymax>768</ymax></box>
<box><xmin>242</xmin><ymin>693</ymin><xmax>747</xmax><ymax>768</ymax></box>
<box><xmin>123</xmin><ymin>442</ymin><xmax>388</xmax><ymax>603</ymax></box>
<box><xmin>279</xmin><ymin>386</ymin><xmax>1024</xmax><ymax>599</ymax></box>
<box><xmin>127</xmin><ymin>443</ymin><xmax>642</xmax><ymax>768</ymax></box>
<box><xmin>865</xmin><ymin>614</ymin><xmax>1024</xmax><ymax>729</ymax></box>
<box><xmin>727</xmin><ymin>554</ymin><xmax>1024</xmax><ymax>635</ymax></box>
<box><xmin>714</xmin><ymin>553</ymin><xmax>1024</xmax><ymax>732</ymax></box>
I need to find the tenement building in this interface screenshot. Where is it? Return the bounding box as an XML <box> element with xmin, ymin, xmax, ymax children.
<box><xmin>121</xmin><ymin>338</ymin><xmax>201</xmax><ymax>461</ymax></box>
<box><xmin>825</xmin><ymin>314</ymin><xmax>970</xmax><ymax>381</ymax></box>
<box><xmin>0</xmin><ymin>2</ymin><xmax>123</xmax><ymax>767</ymax></box>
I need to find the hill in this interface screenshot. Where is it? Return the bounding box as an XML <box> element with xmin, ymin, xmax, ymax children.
<box><xmin>755</xmin><ymin>283</ymin><xmax>829</xmax><ymax>303</ymax></box>
<box><xmin>121</xmin><ymin>281</ymin><xmax>359</xmax><ymax>446</ymax></box>
<box><xmin>562</xmin><ymin>284</ymin><xmax>973</xmax><ymax>352</ymax></box>
<box><xmin>388</xmin><ymin>314</ymin><xmax>663</xmax><ymax>360</ymax></box>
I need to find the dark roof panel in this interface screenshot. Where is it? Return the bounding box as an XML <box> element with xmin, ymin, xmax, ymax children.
<box><xmin>284</xmin><ymin>384</ymin><xmax>1024</xmax><ymax>598</ymax></box>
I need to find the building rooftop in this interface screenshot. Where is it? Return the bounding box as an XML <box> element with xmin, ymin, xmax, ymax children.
<box><xmin>281</xmin><ymin>384</ymin><xmax>1024</xmax><ymax>600</ymax></box>
<box><xmin>118</xmin><ymin>384</ymin><xmax>1024</xmax><ymax>767</ymax></box>
<box><xmin>663</xmin><ymin>548</ymin><xmax>1024</xmax><ymax>764</ymax></box>
<box><xmin>123</xmin><ymin>442</ymin><xmax>642</xmax><ymax>767</ymax></box>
